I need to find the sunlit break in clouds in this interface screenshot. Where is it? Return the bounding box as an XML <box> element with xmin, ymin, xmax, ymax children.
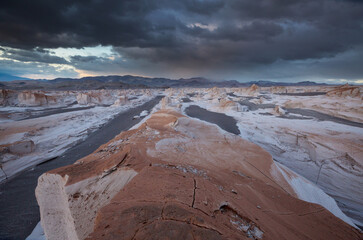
<box><xmin>0</xmin><ymin>0</ymin><xmax>363</xmax><ymax>83</ymax></box>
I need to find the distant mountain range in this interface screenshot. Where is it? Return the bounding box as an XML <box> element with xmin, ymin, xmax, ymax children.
<box><xmin>0</xmin><ymin>74</ymin><xmax>327</xmax><ymax>90</ymax></box>
<box><xmin>0</xmin><ymin>73</ymin><xmax>30</xmax><ymax>82</ymax></box>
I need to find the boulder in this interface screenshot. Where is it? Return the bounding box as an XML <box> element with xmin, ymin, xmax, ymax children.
<box><xmin>160</xmin><ymin>97</ymin><xmax>171</xmax><ymax>109</ymax></box>
<box><xmin>245</xmin><ymin>84</ymin><xmax>260</xmax><ymax>96</ymax></box>
<box><xmin>1</xmin><ymin>140</ymin><xmax>35</xmax><ymax>155</ymax></box>
<box><xmin>273</xmin><ymin>105</ymin><xmax>286</xmax><ymax>116</ymax></box>
<box><xmin>76</xmin><ymin>93</ymin><xmax>92</xmax><ymax>105</ymax></box>
<box><xmin>112</xmin><ymin>96</ymin><xmax>128</xmax><ymax>106</ymax></box>
<box><xmin>76</xmin><ymin>91</ymin><xmax>114</xmax><ymax>105</ymax></box>
<box><xmin>218</xmin><ymin>99</ymin><xmax>241</xmax><ymax>112</ymax></box>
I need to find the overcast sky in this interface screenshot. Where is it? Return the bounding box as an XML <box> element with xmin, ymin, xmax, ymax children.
<box><xmin>0</xmin><ymin>0</ymin><xmax>362</xmax><ymax>83</ymax></box>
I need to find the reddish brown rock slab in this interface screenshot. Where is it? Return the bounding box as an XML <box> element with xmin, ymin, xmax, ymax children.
<box><xmin>36</xmin><ymin>110</ymin><xmax>362</xmax><ymax>240</ymax></box>
<box><xmin>86</xmin><ymin>166</ymin><xmax>361</xmax><ymax>240</ymax></box>
<box><xmin>326</xmin><ymin>84</ymin><xmax>362</xmax><ymax>98</ymax></box>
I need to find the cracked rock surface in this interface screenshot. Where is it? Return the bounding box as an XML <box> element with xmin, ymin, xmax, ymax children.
<box><xmin>36</xmin><ymin>110</ymin><xmax>362</xmax><ymax>240</ymax></box>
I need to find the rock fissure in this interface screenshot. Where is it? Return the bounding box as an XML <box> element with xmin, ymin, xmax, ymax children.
<box><xmin>100</xmin><ymin>153</ymin><xmax>129</xmax><ymax>179</ymax></box>
<box><xmin>298</xmin><ymin>208</ymin><xmax>325</xmax><ymax>216</ymax></box>
<box><xmin>244</xmin><ymin>159</ymin><xmax>291</xmax><ymax>197</ymax></box>
<box><xmin>166</xmin><ymin>218</ymin><xmax>223</xmax><ymax>235</ymax></box>
<box><xmin>192</xmin><ymin>178</ymin><xmax>196</xmax><ymax>208</ymax></box>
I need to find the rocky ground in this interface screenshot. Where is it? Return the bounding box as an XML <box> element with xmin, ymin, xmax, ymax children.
<box><xmin>35</xmin><ymin>109</ymin><xmax>361</xmax><ymax>240</ymax></box>
<box><xmin>1</xmin><ymin>84</ymin><xmax>362</xmax><ymax>239</ymax></box>
<box><xmin>177</xmin><ymin>84</ymin><xmax>363</xmax><ymax>227</ymax></box>
<box><xmin>0</xmin><ymin>89</ymin><xmax>161</xmax><ymax>181</ymax></box>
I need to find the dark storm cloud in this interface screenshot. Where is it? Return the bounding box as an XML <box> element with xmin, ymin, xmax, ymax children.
<box><xmin>0</xmin><ymin>0</ymin><xmax>362</xmax><ymax>81</ymax></box>
<box><xmin>69</xmin><ymin>55</ymin><xmax>121</xmax><ymax>72</ymax></box>
<box><xmin>0</xmin><ymin>0</ymin><xmax>185</xmax><ymax>49</ymax></box>
<box><xmin>70</xmin><ymin>55</ymin><xmax>101</xmax><ymax>63</ymax></box>
<box><xmin>0</xmin><ymin>47</ymin><xmax>68</xmax><ymax>64</ymax></box>
<box><xmin>183</xmin><ymin>0</ymin><xmax>225</xmax><ymax>15</ymax></box>
<box><xmin>184</xmin><ymin>21</ymin><xmax>284</xmax><ymax>41</ymax></box>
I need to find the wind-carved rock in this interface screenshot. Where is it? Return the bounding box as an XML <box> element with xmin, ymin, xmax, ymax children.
<box><xmin>36</xmin><ymin>110</ymin><xmax>361</xmax><ymax>240</ymax></box>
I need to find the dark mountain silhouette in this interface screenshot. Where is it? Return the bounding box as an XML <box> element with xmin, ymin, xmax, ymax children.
<box><xmin>0</xmin><ymin>75</ymin><xmax>327</xmax><ymax>90</ymax></box>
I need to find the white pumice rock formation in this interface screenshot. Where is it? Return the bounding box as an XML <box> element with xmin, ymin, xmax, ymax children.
<box><xmin>35</xmin><ymin>109</ymin><xmax>361</xmax><ymax>240</ymax></box>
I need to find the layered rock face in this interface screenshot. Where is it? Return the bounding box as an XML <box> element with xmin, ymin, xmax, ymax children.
<box><xmin>76</xmin><ymin>91</ymin><xmax>114</xmax><ymax>105</ymax></box>
<box><xmin>270</xmin><ymin>86</ymin><xmax>287</xmax><ymax>94</ymax></box>
<box><xmin>0</xmin><ymin>89</ymin><xmax>17</xmax><ymax>106</ymax></box>
<box><xmin>0</xmin><ymin>90</ymin><xmax>76</xmax><ymax>107</ymax></box>
<box><xmin>326</xmin><ymin>84</ymin><xmax>362</xmax><ymax>99</ymax></box>
<box><xmin>17</xmin><ymin>91</ymin><xmax>58</xmax><ymax>106</ymax></box>
<box><xmin>36</xmin><ymin>110</ymin><xmax>361</xmax><ymax>240</ymax></box>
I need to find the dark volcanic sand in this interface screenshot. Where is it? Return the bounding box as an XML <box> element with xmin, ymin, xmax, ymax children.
<box><xmin>227</xmin><ymin>92</ymin><xmax>237</xmax><ymax>97</ymax></box>
<box><xmin>238</xmin><ymin>99</ymin><xmax>275</xmax><ymax>111</ymax></box>
<box><xmin>285</xmin><ymin>108</ymin><xmax>363</xmax><ymax>128</ymax></box>
<box><xmin>0</xmin><ymin>105</ymin><xmax>95</xmax><ymax>121</ymax></box>
<box><xmin>185</xmin><ymin>105</ymin><xmax>240</xmax><ymax>135</ymax></box>
<box><xmin>277</xmin><ymin>92</ymin><xmax>327</xmax><ymax>96</ymax></box>
<box><xmin>181</xmin><ymin>97</ymin><xmax>192</xmax><ymax>103</ymax></box>
<box><xmin>238</xmin><ymin>99</ymin><xmax>363</xmax><ymax>128</ymax></box>
<box><xmin>25</xmin><ymin>106</ymin><xmax>96</xmax><ymax>120</ymax></box>
<box><xmin>0</xmin><ymin>96</ymin><xmax>162</xmax><ymax>240</ymax></box>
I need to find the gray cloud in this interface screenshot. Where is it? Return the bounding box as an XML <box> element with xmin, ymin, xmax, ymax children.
<box><xmin>0</xmin><ymin>58</ymin><xmax>78</xmax><ymax>78</ymax></box>
<box><xmin>0</xmin><ymin>0</ymin><xmax>362</xmax><ymax>82</ymax></box>
<box><xmin>0</xmin><ymin>47</ymin><xmax>68</xmax><ymax>64</ymax></box>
